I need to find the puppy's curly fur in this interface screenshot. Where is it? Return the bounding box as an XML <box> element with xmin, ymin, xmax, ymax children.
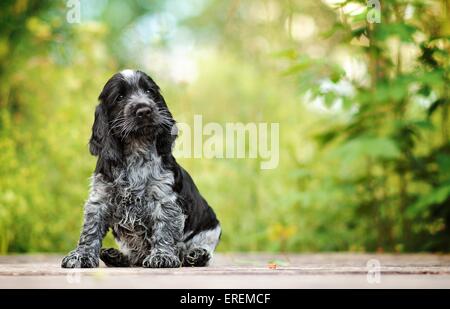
<box><xmin>62</xmin><ymin>70</ymin><xmax>220</xmax><ymax>268</ymax></box>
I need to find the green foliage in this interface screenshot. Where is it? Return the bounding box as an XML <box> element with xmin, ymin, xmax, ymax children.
<box><xmin>0</xmin><ymin>0</ymin><xmax>449</xmax><ymax>253</ymax></box>
<box><xmin>281</xmin><ymin>0</ymin><xmax>450</xmax><ymax>251</ymax></box>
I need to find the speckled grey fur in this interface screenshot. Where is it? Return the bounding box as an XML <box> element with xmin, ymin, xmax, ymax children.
<box><xmin>62</xmin><ymin>141</ymin><xmax>188</xmax><ymax>268</ymax></box>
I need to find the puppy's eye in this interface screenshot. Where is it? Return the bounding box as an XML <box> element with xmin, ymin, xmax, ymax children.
<box><xmin>145</xmin><ymin>89</ymin><xmax>152</xmax><ymax>94</ymax></box>
<box><xmin>117</xmin><ymin>94</ymin><xmax>124</xmax><ymax>101</ymax></box>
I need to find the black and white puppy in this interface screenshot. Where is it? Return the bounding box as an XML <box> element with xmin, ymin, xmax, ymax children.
<box><xmin>61</xmin><ymin>70</ymin><xmax>220</xmax><ymax>268</ymax></box>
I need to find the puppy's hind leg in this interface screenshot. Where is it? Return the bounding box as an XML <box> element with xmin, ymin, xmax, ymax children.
<box><xmin>100</xmin><ymin>248</ymin><xmax>130</xmax><ymax>267</ymax></box>
<box><xmin>181</xmin><ymin>224</ymin><xmax>221</xmax><ymax>267</ymax></box>
<box><xmin>182</xmin><ymin>248</ymin><xmax>211</xmax><ymax>267</ymax></box>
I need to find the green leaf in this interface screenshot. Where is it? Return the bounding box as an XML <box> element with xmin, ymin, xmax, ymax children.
<box><xmin>437</xmin><ymin>154</ymin><xmax>450</xmax><ymax>174</ymax></box>
<box><xmin>417</xmin><ymin>85</ymin><xmax>431</xmax><ymax>97</ymax></box>
<box><xmin>282</xmin><ymin>61</ymin><xmax>312</xmax><ymax>76</ymax></box>
<box><xmin>374</xmin><ymin>23</ymin><xmax>418</xmax><ymax>43</ymax></box>
<box><xmin>272</xmin><ymin>49</ymin><xmax>299</xmax><ymax>60</ymax></box>
<box><xmin>408</xmin><ymin>184</ymin><xmax>450</xmax><ymax>217</ymax></box>
<box><xmin>323</xmin><ymin>92</ymin><xmax>336</xmax><ymax>108</ymax></box>
<box><xmin>427</xmin><ymin>98</ymin><xmax>448</xmax><ymax>117</ymax></box>
<box><xmin>331</xmin><ymin>136</ymin><xmax>401</xmax><ymax>161</ymax></box>
<box><xmin>351</xmin><ymin>27</ymin><xmax>366</xmax><ymax>39</ymax></box>
<box><xmin>315</xmin><ymin>129</ymin><xmax>340</xmax><ymax>145</ymax></box>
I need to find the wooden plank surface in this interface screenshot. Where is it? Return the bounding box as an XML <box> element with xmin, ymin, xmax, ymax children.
<box><xmin>1</xmin><ymin>253</ymin><xmax>450</xmax><ymax>288</ymax></box>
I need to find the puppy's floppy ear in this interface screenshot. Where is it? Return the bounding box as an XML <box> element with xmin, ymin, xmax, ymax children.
<box><xmin>89</xmin><ymin>104</ymin><xmax>122</xmax><ymax>163</ymax></box>
<box><xmin>155</xmin><ymin>96</ymin><xmax>177</xmax><ymax>156</ymax></box>
<box><xmin>156</xmin><ymin>118</ymin><xmax>177</xmax><ymax>156</ymax></box>
<box><xmin>89</xmin><ymin>104</ymin><xmax>106</xmax><ymax>156</ymax></box>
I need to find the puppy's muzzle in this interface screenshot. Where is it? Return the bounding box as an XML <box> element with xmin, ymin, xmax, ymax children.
<box><xmin>136</xmin><ymin>106</ymin><xmax>152</xmax><ymax>118</ymax></box>
<box><xmin>132</xmin><ymin>102</ymin><xmax>156</xmax><ymax>125</ymax></box>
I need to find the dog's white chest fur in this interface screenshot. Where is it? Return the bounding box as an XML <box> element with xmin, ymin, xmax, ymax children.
<box><xmin>122</xmin><ymin>148</ymin><xmax>174</xmax><ymax>197</ymax></box>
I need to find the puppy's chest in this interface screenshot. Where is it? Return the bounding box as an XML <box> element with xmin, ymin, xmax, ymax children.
<box><xmin>111</xmin><ymin>154</ymin><xmax>176</xmax><ymax>231</ymax></box>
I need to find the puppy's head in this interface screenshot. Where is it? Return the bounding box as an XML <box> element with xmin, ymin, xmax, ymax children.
<box><xmin>89</xmin><ymin>70</ymin><xmax>176</xmax><ymax>164</ymax></box>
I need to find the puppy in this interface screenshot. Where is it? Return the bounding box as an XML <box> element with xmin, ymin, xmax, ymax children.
<box><xmin>62</xmin><ymin>70</ymin><xmax>220</xmax><ymax>268</ymax></box>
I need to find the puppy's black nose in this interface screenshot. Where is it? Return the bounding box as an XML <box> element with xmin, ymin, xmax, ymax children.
<box><xmin>136</xmin><ymin>107</ymin><xmax>152</xmax><ymax>118</ymax></box>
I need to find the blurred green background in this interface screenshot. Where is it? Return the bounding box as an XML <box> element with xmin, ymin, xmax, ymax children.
<box><xmin>0</xmin><ymin>0</ymin><xmax>449</xmax><ymax>254</ymax></box>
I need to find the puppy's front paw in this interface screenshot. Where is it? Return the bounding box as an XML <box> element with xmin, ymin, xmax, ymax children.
<box><xmin>61</xmin><ymin>249</ymin><xmax>99</xmax><ymax>268</ymax></box>
<box><xmin>142</xmin><ymin>252</ymin><xmax>181</xmax><ymax>268</ymax></box>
